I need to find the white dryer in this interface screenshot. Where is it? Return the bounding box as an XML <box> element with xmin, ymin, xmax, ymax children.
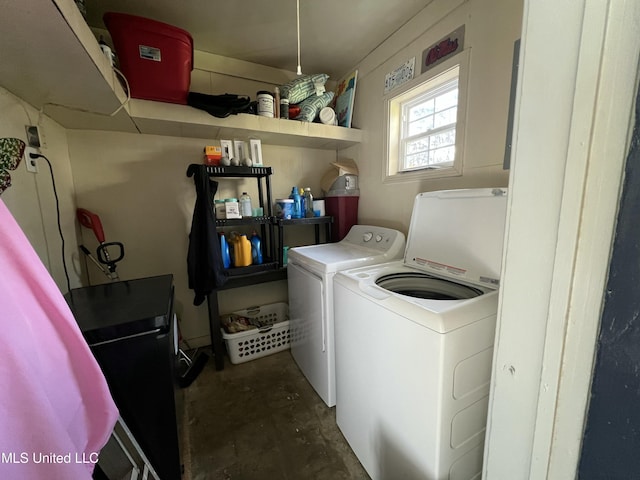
<box><xmin>334</xmin><ymin>188</ymin><xmax>508</xmax><ymax>480</ymax></box>
<box><xmin>287</xmin><ymin>225</ymin><xmax>405</xmax><ymax>407</ymax></box>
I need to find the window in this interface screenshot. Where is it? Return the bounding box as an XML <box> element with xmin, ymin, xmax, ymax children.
<box><xmin>385</xmin><ymin>51</ymin><xmax>468</xmax><ymax>183</ymax></box>
<box><xmin>401</xmin><ymin>77</ymin><xmax>458</xmax><ymax>171</ymax></box>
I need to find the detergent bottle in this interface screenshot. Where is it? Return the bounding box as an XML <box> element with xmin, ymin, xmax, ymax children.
<box><xmin>233</xmin><ymin>234</ymin><xmax>252</xmax><ymax>267</ymax></box>
<box><xmin>289</xmin><ymin>187</ymin><xmax>302</xmax><ymax>219</ymax></box>
<box><xmin>220</xmin><ymin>232</ymin><xmax>231</xmax><ymax>268</ymax></box>
<box><xmin>250</xmin><ymin>231</ymin><xmax>263</xmax><ymax>265</ymax></box>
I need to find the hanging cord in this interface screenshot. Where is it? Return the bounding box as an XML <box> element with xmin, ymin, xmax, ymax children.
<box><xmin>108</xmin><ymin>66</ymin><xmax>131</xmax><ymax>116</ymax></box>
<box><xmin>296</xmin><ymin>0</ymin><xmax>302</xmax><ymax>75</ymax></box>
<box><xmin>29</xmin><ymin>152</ymin><xmax>72</xmax><ymax>294</ymax></box>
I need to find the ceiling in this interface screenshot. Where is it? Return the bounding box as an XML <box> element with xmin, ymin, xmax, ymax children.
<box><xmin>86</xmin><ymin>0</ymin><xmax>434</xmax><ymax>80</ymax></box>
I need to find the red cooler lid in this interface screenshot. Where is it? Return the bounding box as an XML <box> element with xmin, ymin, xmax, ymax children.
<box><xmin>103</xmin><ymin>12</ymin><xmax>193</xmax><ymax>54</ymax></box>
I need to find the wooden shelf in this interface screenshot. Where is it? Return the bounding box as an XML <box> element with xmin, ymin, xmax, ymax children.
<box><xmin>1</xmin><ymin>0</ymin><xmax>362</xmax><ymax>150</ymax></box>
<box><xmin>276</xmin><ymin>216</ymin><xmax>333</xmax><ymax>226</ymax></box>
<box><xmin>0</xmin><ymin>0</ymin><xmax>137</xmax><ymax>133</ymax></box>
<box><xmin>129</xmin><ymin>99</ymin><xmax>363</xmax><ymax>149</ymax></box>
<box><xmin>218</xmin><ymin>267</ymin><xmax>287</xmax><ymax>291</ymax></box>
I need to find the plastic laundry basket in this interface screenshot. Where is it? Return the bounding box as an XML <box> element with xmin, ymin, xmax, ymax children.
<box><xmin>221</xmin><ymin>303</ymin><xmax>290</xmax><ymax>364</ymax></box>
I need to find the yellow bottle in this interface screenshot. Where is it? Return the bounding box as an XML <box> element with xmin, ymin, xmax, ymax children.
<box><xmin>233</xmin><ymin>234</ymin><xmax>252</xmax><ymax>267</ymax></box>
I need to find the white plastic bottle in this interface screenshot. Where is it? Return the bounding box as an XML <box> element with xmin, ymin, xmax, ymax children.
<box><xmin>239</xmin><ymin>192</ymin><xmax>253</xmax><ymax>217</ymax></box>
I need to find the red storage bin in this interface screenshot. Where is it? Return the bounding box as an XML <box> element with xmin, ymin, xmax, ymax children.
<box><xmin>325</xmin><ymin>195</ymin><xmax>359</xmax><ymax>243</ymax></box>
<box><xmin>104</xmin><ymin>12</ymin><xmax>193</xmax><ymax>104</ymax></box>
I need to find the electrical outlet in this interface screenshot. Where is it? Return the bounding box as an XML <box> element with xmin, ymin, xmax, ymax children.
<box><xmin>24</xmin><ymin>147</ymin><xmax>39</xmax><ymax>173</ymax></box>
<box><xmin>25</xmin><ymin>125</ymin><xmax>41</xmax><ymax>148</ymax></box>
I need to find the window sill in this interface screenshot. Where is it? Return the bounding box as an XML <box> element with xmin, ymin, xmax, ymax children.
<box><xmin>383</xmin><ymin>165</ymin><xmax>462</xmax><ymax>184</ymax></box>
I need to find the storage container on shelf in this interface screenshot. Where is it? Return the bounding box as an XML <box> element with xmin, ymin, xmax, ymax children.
<box><xmin>220</xmin><ymin>303</ymin><xmax>290</xmax><ymax>364</ymax></box>
<box><xmin>313</xmin><ymin>199</ymin><xmax>325</xmax><ymax>217</ymax></box>
<box><xmin>224</xmin><ymin>198</ymin><xmax>241</xmax><ymax>219</ymax></box>
<box><xmin>275</xmin><ymin>198</ymin><xmax>294</xmax><ymax>219</ymax></box>
<box><xmin>103</xmin><ymin>12</ymin><xmax>193</xmax><ymax>104</ymax></box>
<box><xmin>214</xmin><ymin>200</ymin><xmax>226</xmax><ymax>219</ymax></box>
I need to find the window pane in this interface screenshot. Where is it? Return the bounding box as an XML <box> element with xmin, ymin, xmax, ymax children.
<box><xmin>435</xmin><ymin>88</ymin><xmax>458</xmax><ymax>111</ymax></box>
<box><xmin>434</xmin><ymin>106</ymin><xmax>456</xmax><ymax>128</ymax></box>
<box><xmin>429</xmin><ymin>129</ymin><xmax>456</xmax><ymax>149</ymax></box>
<box><xmin>409</xmin><ymin>99</ymin><xmax>434</xmax><ymax>121</ymax></box>
<box><xmin>431</xmin><ymin>146</ymin><xmax>455</xmax><ymax>163</ymax></box>
<box><xmin>405</xmin><ymin>151</ymin><xmax>430</xmax><ymax>169</ymax></box>
<box><xmin>408</xmin><ymin>116</ymin><xmax>434</xmax><ymax>136</ymax></box>
<box><xmin>401</xmin><ymin>128</ymin><xmax>456</xmax><ymax>171</ymax></box>
<box><xmin>406</xmin><ymin>137</ymin><xmax>429</xmax><ymax>154</ymax></box>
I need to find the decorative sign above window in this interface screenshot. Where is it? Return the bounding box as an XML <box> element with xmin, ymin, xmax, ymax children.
<box><xmin>384</xmin><ymin>57</ymin><xmax>416</xmax><ymax>95</ymax></box>
<box><xmin>421</xmin><ymin>25</ymin><xmax>465</xmax><ymax>74</ymax></box>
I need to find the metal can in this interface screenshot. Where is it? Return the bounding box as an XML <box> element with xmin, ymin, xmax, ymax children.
<box><xmin>256</xmin><ymin>91</ymin><xmax>274</xmax><ymax>118</ymax></box>
<box><xmin>280</xmin><ymin>98</ymin><xmax>289</xmax><ymax>119</ymax></box>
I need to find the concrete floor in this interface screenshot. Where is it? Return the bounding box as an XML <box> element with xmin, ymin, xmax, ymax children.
<box><xmin>180</xmin><ymin>349</ymin><xmax>370</xmax><ymax>480</ymax></box>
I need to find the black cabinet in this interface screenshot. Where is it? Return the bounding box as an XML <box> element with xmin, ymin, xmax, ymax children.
<box><xmin>65</xmin><ymin>275</ymin><xmax>181</xmax><ymax>480</ymax></box>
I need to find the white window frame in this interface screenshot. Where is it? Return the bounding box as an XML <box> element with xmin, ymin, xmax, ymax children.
<box><xmin>384</xmin><ymin>49</ymin><xmax>470</xmax><ymax>184</ymax></box>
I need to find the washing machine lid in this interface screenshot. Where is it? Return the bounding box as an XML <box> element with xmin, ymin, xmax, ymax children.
<box><xmin>288</xmin><ymin>225</ymin><xmax>406</xmax><ymax>274</ymax></box>
<box><xmin>404</xmin><ymin>188</ymin><xmax>507</xmax><ymax>287</ymax></box>
<box><xmin>289</xmin><ymin>243</ymin><xmax>381</xmax><ymax>274</ymax></box>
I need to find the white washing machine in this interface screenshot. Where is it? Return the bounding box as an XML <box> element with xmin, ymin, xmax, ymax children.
<box><xmin>287</xmin><ymin>225</ymin><xmax>405</xmax><ymax>407</ymax></box>
<box><xmin>334</xmin><ymin>188</ymin><xmax>508</xmax><ymax>480</ymax></box>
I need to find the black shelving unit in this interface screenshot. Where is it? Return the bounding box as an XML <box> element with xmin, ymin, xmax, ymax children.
<box><xmin>200</xmin><ymin>165</ymin><xmax>283</xmax><ymax>370</ymax></box>
<box><xmin>209</xmin><ymin>165</ymin><xmax>278</xmax><ymax>278</ymax></box>
<box><xmin>276</xmin><ymin>216</ymin><xmax>333</xmax><ymax>267</ymax></box>
<box><xmin>188</xmin><ymin>164</ymin><xmax>334</xmax><ymax>370</ymax></box>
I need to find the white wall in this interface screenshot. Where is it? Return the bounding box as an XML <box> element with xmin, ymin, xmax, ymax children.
<box><xmin>0</xmin><ymin>87</ymin><xmax>82</xmax><ymax>293</ymax></box>
<box><xmin>344</xmin><ymin>0</ymin><xmax>521</xmax><ymax>233</ymax></box>
<box><xmin>67</xmin><ymin>129</ymin><xmax>335</xmax><ymax>345</ymax></box>
<box><xmin>0</xmin><ymin>47</ymin><xmax>336</xmax><ymax>346</ymax></box>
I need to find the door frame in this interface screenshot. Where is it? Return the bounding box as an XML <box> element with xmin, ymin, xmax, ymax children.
<box><xmin>484</xmin><ymin>0</ymin><xmax>640</xmax><ymax>478</ymax></box>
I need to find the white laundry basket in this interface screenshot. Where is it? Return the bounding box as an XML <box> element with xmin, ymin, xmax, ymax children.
<box><xmin>221</xmin><ymin>303</ymin><xmax>290</xmax><ymax>364</ymax></box>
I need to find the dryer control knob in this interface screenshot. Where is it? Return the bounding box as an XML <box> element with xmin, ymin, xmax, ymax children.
<box><xmin>375</xmin><ymin>234</ymin><xmax>383</xmax><ymax>242</ymax></box>
<box><xmin>363</xmin><ymin>232</ymin><xmax>373</xmax><ymax>242</ymax></box>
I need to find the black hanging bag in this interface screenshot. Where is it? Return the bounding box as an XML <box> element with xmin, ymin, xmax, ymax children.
<box><xmin>187</xmin><ymin>92</ymin><xmax>252</xmax><ymax>118</ymax></box>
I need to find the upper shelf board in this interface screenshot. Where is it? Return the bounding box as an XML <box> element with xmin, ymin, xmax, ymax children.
<box><xmin>1</xmin><ymin>0</ymin><xmax>362</xmax><ymax>150</ymax></box>
<box><xmin>129</xmin><ymin>100</ymin><xmax>363</xmax><ymax>149</ymax></box>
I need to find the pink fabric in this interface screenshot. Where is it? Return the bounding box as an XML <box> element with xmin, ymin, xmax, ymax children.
<box><xmin>0</xmin><ymin>200</ymin><xmax>118</xmax><ymax>479</ymax></box>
